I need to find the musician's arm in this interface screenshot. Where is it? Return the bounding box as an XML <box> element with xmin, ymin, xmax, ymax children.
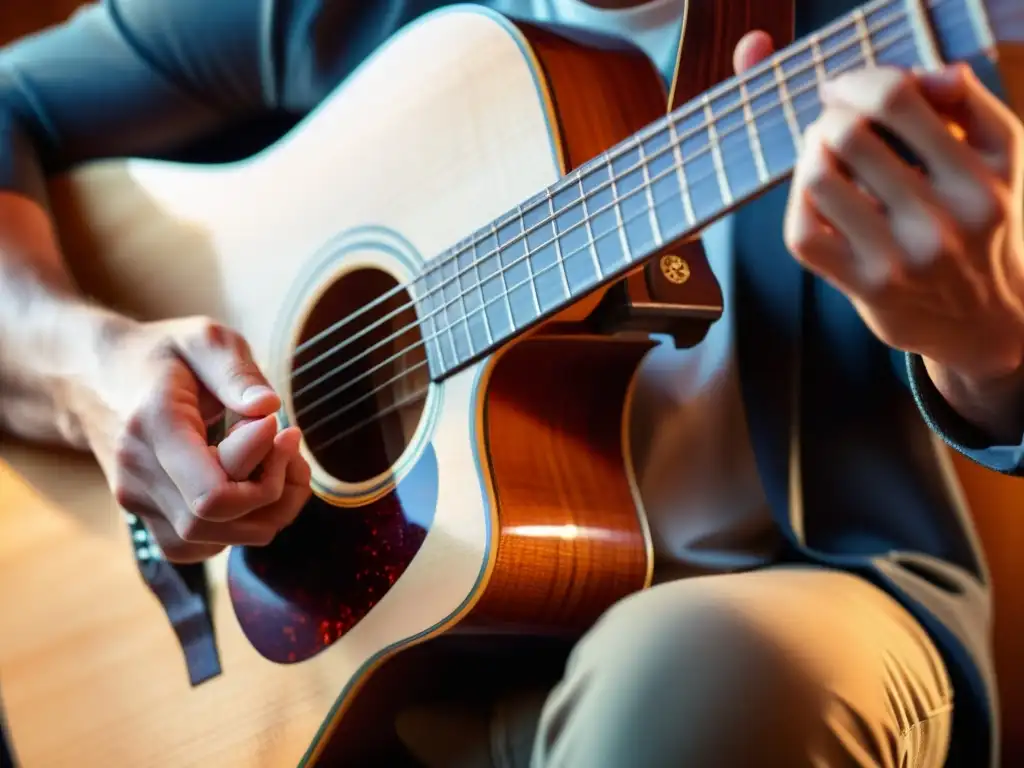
<box><xmin>0</xmin><ymin>0</ymin><xmax>279</xmax><ymax>446</ymax></box>
<box><xmin>0</xmin><ymin>0</ymin><xmax>464</xmax><ymax>446</ymax></box>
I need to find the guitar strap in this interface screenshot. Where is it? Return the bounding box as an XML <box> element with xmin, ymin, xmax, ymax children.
<box><xmin>124</xmin><ymin>509</ymin><xmax>222</xmax><ymax>685</ymax></box>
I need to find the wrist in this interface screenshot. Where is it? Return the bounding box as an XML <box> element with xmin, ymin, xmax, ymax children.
<box><xmin>0</xmin><ymin>290</ymin><xmax>139</xmax><ymax>447</ymax></box>
<box><xmin>924</xmin><ymin>355</ymin><xmax>1024</xmax><ymax>443</ymax></box>
<box><xmin>57</xmin><ymin>303</ymin><xmax>140</xmax><ymax>436</ymax></box>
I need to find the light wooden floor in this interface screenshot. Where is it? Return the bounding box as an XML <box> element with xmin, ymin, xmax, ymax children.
<box><xmin>1</xmin><ymin>2</ymin><xmax>1021</xmax><ymax>764</ymax></box>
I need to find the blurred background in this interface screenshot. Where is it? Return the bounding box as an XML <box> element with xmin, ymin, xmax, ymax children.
<box><xmin>0</xmin><ymin>1</ymin><xmax>1021</xmax><ymax>764</ymax></box>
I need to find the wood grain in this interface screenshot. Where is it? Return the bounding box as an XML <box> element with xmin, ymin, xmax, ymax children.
<box><xmin>468</xmin><ymin>335</ymin><xmax>655</xmax><ymax>631</ymax></box>
<box><xmin>1</xmin><ymin>3</ymin><xmax>1023</xmax><ymax>766</ymax></box>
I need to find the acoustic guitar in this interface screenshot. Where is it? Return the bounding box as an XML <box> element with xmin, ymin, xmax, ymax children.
<box><xmin>1</xmin><ymin>1</ymin><xmax>1019</xmax><ymax>765</ymax></box>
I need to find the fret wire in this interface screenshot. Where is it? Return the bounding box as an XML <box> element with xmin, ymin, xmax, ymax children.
<box><xmin>420</xmin><ymin>13</ymin><xmax>926</xmax><ymax>354</ymax></box>
<box><xmin>471</xmin><ymin>237</ymin><xmax>494</xmax><ymax>346</ymax></box>
<box><xmin>853</xmin><ymin>8</ymin><xmax>877</xmax><ymax>64</ymax></box>
<box><xmin>446</xmin><ymin>319</ymin><xmax>460</xmax><ymax>366</ymax></box>
<box><xmin>517</xmin><ymin>203</ymin><xmax>544</xmax><ymax>316</ymax></box>
<box><xmin>637</xmin><ymin>138</ymin><xmax>664</xmax><ymax>247</ymax></box>
<box><xmin>432</xmin><ymin>317</ymin><xmax>447</xmax><ymax>372</ymax></box>
<box><xmin>437</xmin><ymin>18</ymin><xmax>916</xmax><ymax>342</ymax></box>
<box><xmin>605</xmin><ymin>153</ymin><xmax>633</xmax><ymax>264</ymax></box>
<box><xmin>739</xmin><ymin>77</ymin><xmax>770</xmax><ymax>183</ymax></box>
<box><xmin>772</xmin><ymin>57</ymin><xmax>803</xmax><ymax>150</ymax></box>
<box><xmin>492</xmin><ymin>221</ymin><xmax>518</xmax><ymax>332</ymax></box>
<box><xmin>702</xmin><ymin>94</ymin><xmax>733</xmax><ymax>205</ymax></box>
<box><xmin>456</xmin><ymin>242</ymin><xmax>475</xmax><ymax>356</ymax></box>
<box><xmin>297</xmin><ymin>0</ymin><xmax>913</xmax><ymax>369</ymax></box>
<box><xmin>962</xmin><ymin>0</ymin><xmax>995</xmax><ymax>53</ymax></box>
<box><xmin>666</xmin><ymin>116</ymin><xmax>697</xmax><ymax>224</ymax></box>
<box><xmin>810</xmin><ymin>32</ymin><xmax>829</xmax><ymax>82</ymax></box>
<box><xmin>432</xmin><ymin>17</ymin><xmax>920</xmax><ymax>346</ymax></box>
<box><xmin>546</xmin><ymin>189</ymin><xmax>572</xmax><ymax>298</ymax></box>
<box><xmin>578</xmin><ymin>176</ymin><xmax>604</xmax><ymax>282</ymax></box>
<box><xmin>904</xmin><ymin>0</ymin><xmax>943</xmax><ymax>68</ymax></box>
<box><xmin>427</xmin><ymin>29</ymin><xmax>924</xmax><ymax>369</ymax></box>
<box><xmin>296</xmin><ymin>9</ymin><xmax>943</xmax><ymax>394</ymax></box>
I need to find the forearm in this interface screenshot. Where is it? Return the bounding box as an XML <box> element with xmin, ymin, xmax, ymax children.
<box><xmin>0</xmin><ymin>191</ymin><xmax>132</xmax><ymax>448</ymax></box>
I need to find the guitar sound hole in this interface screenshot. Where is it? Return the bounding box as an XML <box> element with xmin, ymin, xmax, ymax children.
<box><xmin>290</xmin><ymin>267</ymin><xmax>429</xmax><ymax>484</ymax></box>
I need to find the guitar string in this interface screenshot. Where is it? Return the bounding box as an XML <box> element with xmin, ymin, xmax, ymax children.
<box><xmin>290</xmin><ymin>0</ymin><xmax>1013</xmax><ymax>383</ymax></box>
<box><xmin>293</xmin><ymin>0</ymin><xmax>992</xmax><ymax>396</ymax></box>
<box><xmin>305</xmin><ymin>0</ymin><xmax>1021</xmax><ymax>447</ymax></box>
<box><xmin>291</xmin><ymin>0</ymin><xmax>912</xmax><ymax>369</ymax></box>
<box><xmin>292</xmin><ymin>19</ymin><xmax>928</xmax><ymax>426</ymax></box>
<box><xmin>301</xmin><ymin>34</ymin><xmax>926</xmax><ymax>447</ymax></box>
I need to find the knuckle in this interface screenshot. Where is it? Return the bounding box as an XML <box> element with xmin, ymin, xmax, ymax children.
<box><xmin>175</xmin><ymin>515</ymin><xmax>203</xmax><ymax>544</ymax></box>
<box><xmin>123</xmin><ymin>410</ymin><xmax>148</xmax><ymax>441</ymax></box>
<box><xmin>856</xmin><ymin>259</ymin><xmax>896</xmax><ymax>297</ymax></box>
<box><xmin>143</xmin><ymin>391</ymin><xmax>177</xmax><ymax>431</ymax></box>
<box><xmin>831</xmin><ymin>117</ymin><xmax>870</xmax><ymax>159</ymax></box>
<box><xmin>191</xmin><ymin>487</ymin><xmax>224</xmax><ymax>521</ymax></box>
<box><xmin>962</xmin><ymin>184</ymin><xmax>1008</xmax><ymax>232</ymax></box>
<box><xmin>878</xmin><ymin>71</ymin><xmax>915</xmax><ymax>117</ymax></box>
<box><xmin>783</xmin><ymin>222</ymin><xmax>807</xmax><ymax>256</ymax></box>
<box><xmin>253</xmin><ymin>527</ymin><xmax>277</xmax><ymax>547</ymax></box>
<box><xmin>112</xmin><ymin>481</ymin><xmax>139</xmax><ymax>511</ymax></box>
<box><xmin>225</xmin><ymin>358</ymin><xmax>259</xmax><ymax>386</ymax></box>
<box><xmin>113</xmin><ymin>431</ymin><xmax>140</xmax><ymax>472</ymax></box>
<box><xmin>901</xmin><ymin>213</ymin><xmax>948</xmax><ymax>268</ymax></box>
<box><xmin>782</xmin><ymin>212</ymin><xmax>814</xmax><ymax>257</ymax></box>
<box><xmin>802</xmin><ymin>156</ymin><xmax>835</xmax><ymax>198</ymax></box>
<box><xmin>182</xmin><ymin>316</ymin><xmax>232</xmax><ymax>353</ymax></box>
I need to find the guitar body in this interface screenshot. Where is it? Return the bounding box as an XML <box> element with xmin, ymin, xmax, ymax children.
<box><xmin>0</xmin><ymin>10</ymin><xmax>675</xmax><ymax>766</ymax></box>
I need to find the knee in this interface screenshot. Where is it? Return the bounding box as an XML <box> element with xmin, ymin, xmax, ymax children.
<box><xmin>534</xmin><ymin>580</ymin><xmax>841</xmax><ymax>766</ymax></box>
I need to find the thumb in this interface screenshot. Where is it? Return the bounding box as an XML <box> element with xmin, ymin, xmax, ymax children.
<box><xmin>916</xmin><ymin>62</ymin><xmax>971</xmax><ymax>106</ymax></box>
<box><xmin>170</xmin><ymin>317</ymin><xmax>281</xmax><ymax>417</ymax></box>
<box><xmin>733</xmin><ymin>30</ymin><xmax>775</xmax><ymax>75</ymax></box>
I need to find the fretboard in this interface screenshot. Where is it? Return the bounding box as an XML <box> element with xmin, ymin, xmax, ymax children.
<box><xmin>416</xmin><ymin>0</ymin><xmax>997</xmax><ymax>380</ymax></box>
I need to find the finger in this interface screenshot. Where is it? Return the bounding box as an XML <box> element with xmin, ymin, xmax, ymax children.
<box><xmin>192</xmin><ymin>427</ymin><xmax>301</xmax><ymax>523</ymax></box>
<box><xmin>171</xmin><ymin>446</ymin><xmax>308</xmax><ymax>546</ymax></box>
<box><xmin>153</xmin><ymin>409</ymin><xmax>234</xmax><ymax>515</ymax></box>
<box><xmin>819</xmin><ymin>67</ymin><xmax>990</xmax><ymax>190</ymax></box>
<box><xmin>799</xmin><ymin>133</ymin><xmax>900</xmax><ymax>263</ymax></box>
<box><xmin>733</xmin><ymin>30</ymin><xmax>775</xmax><ymax>75</ymax></box>
<box><xmin>152</xmin><ymin>398</ymin><xmax>286</xmax><ymax>523</ymax></box>
<box><xmin>170</xmin><ymin>318</ymin><xmax>281</xmax><ymax>418</ymax></box>
<box><xmin>238</xmin><ymin>464</ymin><xmax>312</xmax><ymax>539</ymax></box>
<box><xmin>215</xmin><ymin>415</ymin><xmax>278</xmax><ymax>481</ymax></box>
<box><xmin>204</xmin><ymin>482</ymin><xmax>309</xmax><ymax>548</ymax></box>
<box><xmin>918</xmin><ymin>63</ymin><xmax>1021</xmax><ymax>176</ymax></box>
<box><xmin>285</xmin><ymin>447</ymin><xmax>312</xmax><ymax>487</ymax></box>
<box><xmin>808</xmin><ymin>104</ymin><xmax>954</xmax><ymax>266</ymax></box>
<box><xmin>139</xmin><ymin>513</ymin><xmax>226</xmax><ymax>564</ymax></box>
<box><xmin>784</xmin><ymin>191</ymin><xmax>859</xmax><ymax>291</ymax></box>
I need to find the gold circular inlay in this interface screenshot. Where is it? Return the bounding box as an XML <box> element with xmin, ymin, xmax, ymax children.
<box><xmin>659</xmin><ymin>254</ymin><xmax>690</xmax><ymax>285</ymax></box>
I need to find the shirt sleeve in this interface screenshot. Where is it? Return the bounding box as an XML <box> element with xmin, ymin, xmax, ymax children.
<box><xmin>904</xmin><ymin>352</ymin><xmax>1024</xmax><ymax>475</ymax></box>
<box><xmin>0</xmin><ymin>0</ymin><xmax>467</xmax><ymax>204</ymax></box>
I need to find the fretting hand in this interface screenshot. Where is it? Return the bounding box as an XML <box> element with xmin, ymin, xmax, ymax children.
<box><xmin>73</xmin><ymin>316</ymin><xmax>311</xmax><ymax>563</ymax></box>
<box><xmin>735</xmin><ymin>32</ymin><xmax>1024</xmax><ymax>439</ymax></box>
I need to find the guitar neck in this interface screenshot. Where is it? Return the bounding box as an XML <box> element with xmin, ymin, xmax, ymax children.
<box><xmin>417</xmin><ymin>0</ymin><xmax>1004</xmax><ymax>381</ymax></box>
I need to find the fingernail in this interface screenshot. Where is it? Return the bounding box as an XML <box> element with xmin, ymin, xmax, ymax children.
<box><xmin>242</xmin><ymin>385</ymin><xmax>275</xmax><ymax>405</ymax></box>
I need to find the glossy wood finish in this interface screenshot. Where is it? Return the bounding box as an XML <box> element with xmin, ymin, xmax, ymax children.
<box><xmin>467</xmin><ymin>335</ymin><xmax>655</xmax><ymax>631</ymax></box>
<box><xmin>516</xmin><ymin>21</ymin><xmax>722</xmax><ymax>325</ymax></box>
